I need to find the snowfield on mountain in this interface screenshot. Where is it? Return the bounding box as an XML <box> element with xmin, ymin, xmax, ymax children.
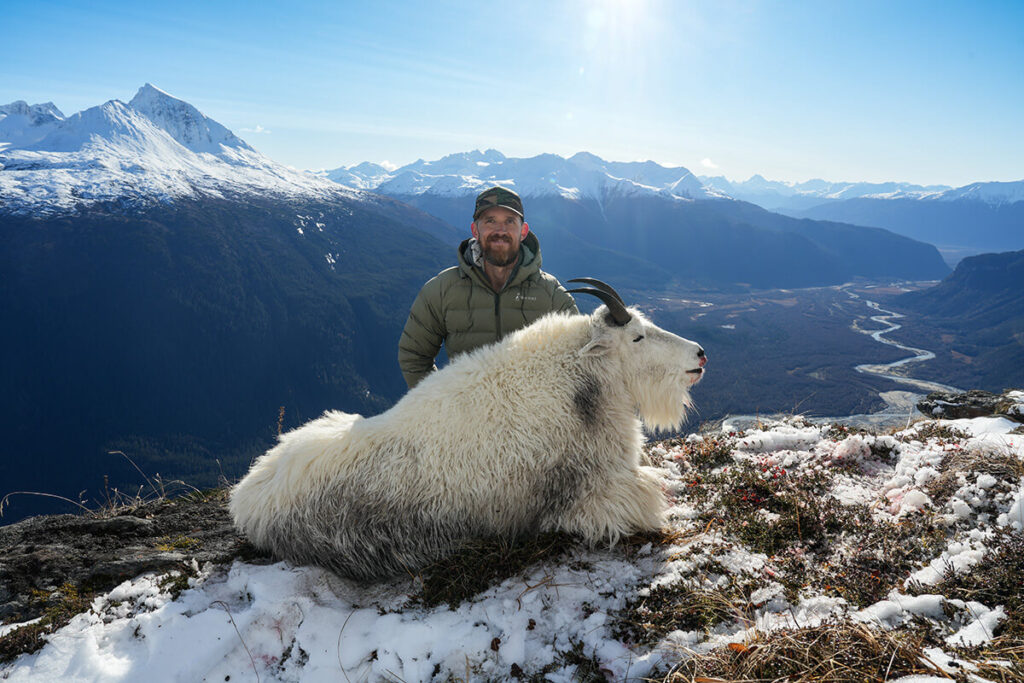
<box><xmin>2</xmin><ymin>408</ymin><xmax>1022</xmax><ymax>682</ymax></box>
<box><xmin>0</xmin><ymin>84</ymin><xmax>354</xmax><ymax>214</ymax></box>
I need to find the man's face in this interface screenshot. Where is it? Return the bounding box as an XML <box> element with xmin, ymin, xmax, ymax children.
<box><xmin>471</xmin><ymin>206</ymin><xmax>530</xmax><ymax>267</ymax></box>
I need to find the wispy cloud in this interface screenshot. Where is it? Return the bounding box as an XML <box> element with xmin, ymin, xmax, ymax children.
<box><xmin>701</xmin><ymin>158</ymin><xmax>718</xmax><ymax>169</ymax></box>
<box><xmin>240</xmin><ymin>124</ymin><xmax>271</xmax><ymax>134</ymax></box>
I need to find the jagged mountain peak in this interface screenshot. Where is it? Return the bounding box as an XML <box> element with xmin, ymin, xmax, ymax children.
<box><xmin>344</xmin><ymin>150</ymin><xmax>720</xmax><ymax>202</ymax></box>
<box><xmin>567</xmin><ymin>150</ymin><xmax>604</xmax><ymax>166</ymax></box>
<box><xmin>17</xmin><ymin>99</ymin><xmax>154</xmax><ymax>153</ymax></box>
<box><xmin>0</xmin><ymin>100</ymin><xmax>67</xmax><ymax>148</ymax></box>
<box><xmin>128</xmin><ymin>83</ymin><xmax>252</xmax><ymax>154</ymax></box>
<box><xmin>347</xmin><ymin>161</ymin><xmax>389</xmax><ymax>173</ymax></box>
<box><xmin>467</xmin><ymin>148</ymin><xmax>506</xmax><ymax>163</ymax></box>
<box><xmin>0</xmin><ymin>84</ymin><xmax>352</xmax><ymax>215</ymax></box>
<box><xmin>0</xmin><ymin>100</ymin><xmax>65</xmax><ymax>123</ymax></box>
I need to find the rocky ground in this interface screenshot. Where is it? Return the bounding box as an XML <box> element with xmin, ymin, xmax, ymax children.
<box><xmin>0</xmin><ymin>489</ymin><xmax>275</xmax><ymax>662</ymax></box>
<box><xmin>918</xmin><ymin>389</ymin><xmax>1024</xmax><ymax>421</ymax></box>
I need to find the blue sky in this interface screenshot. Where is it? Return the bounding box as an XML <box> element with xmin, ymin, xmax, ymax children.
<box><xmin>3</xmin><ymin>0</ymin><xmax>1022</xmax><ymax>186</ymax></box>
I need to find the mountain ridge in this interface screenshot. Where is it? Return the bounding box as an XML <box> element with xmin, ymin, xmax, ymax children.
<box><xmin>0</xmin><ymin>85</ymin><xmax>354</xmax><ymax>215</ymax></box>
<box><xmin>325</xmin><ymin>149</ymin><xmax>950</xmax><ymax>288</ymax></box>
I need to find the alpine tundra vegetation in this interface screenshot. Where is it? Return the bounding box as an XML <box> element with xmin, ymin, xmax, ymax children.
<box><xmin>2</xmin><ymin>395</ymin><xmax>1023</xmax><ymax>681</ymax></box>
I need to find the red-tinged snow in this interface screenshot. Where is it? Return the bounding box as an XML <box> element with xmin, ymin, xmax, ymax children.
<box><xmin>3</xmin><ymin>414</ymin><xmax>1022</xmax><ymax>682</ymax></box>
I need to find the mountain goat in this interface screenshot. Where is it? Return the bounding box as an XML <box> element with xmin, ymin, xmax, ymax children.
<box><xmin>230</xmin><ymin>279</ymin><xmax>706</xmax><ymax>581</ymax></box>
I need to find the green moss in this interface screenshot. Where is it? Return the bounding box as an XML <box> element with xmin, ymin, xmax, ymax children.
<box><xmin>0</xmin><ymin>582</ymin><xmax>94</xmax><ymax>664</ymax></box>
<box><xmin>154</xmin><ymin>535</ymin><xmax>201</xmax><ymax>552</ymax></box>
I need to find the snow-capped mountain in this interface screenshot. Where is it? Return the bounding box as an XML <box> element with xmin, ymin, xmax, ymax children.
<box><xmin>792</xmin><ymin>180</ymin><xmax>1024</xmax><ymax>260</ymax></box>
<box><xmin>0</xmin><ymin>101</ymin><xmax>66</xmax><ymax>148</ymax></box>
<box><xmin>932</xmin><ymin>180</ymin><xmax>1024</xmax><ymax>204</ymax></box>
<box><xmin>695</xmin><ymin>173</ymin><xmax>1024</xmax><ymax>260</ymax></box>
<box><xmin>0</xmin><ymin>84</ymin><xmax>351</xmax><ymax>214</ymax></box>
<box><xmin>328</xmin><ymin>149</ymin><xmax>726</xmax><ymax>203</ymax></box>
<box><xmin>698</xmin><ymin>174</ymin><xmax>954</xmax><ymax>212</ymax></box>
<box><xmin>127</xmin><ymin>83</ymin><xmax>251</xmax><ymax>155</ymax></box>
<box><xmin>324</xmin><ymin>149</ymin><xmax>949</xmax><ymax>289</ymax></box>
<box><xmin>701</xmin><ymin>173</ymin><xmax>1024</xmax><ymax>209</ymax></box>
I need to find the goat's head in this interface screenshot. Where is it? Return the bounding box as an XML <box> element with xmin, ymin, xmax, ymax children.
<box><xmin>568</xmin><ymin>278</ymin><xmax>706</xmax><ymax>432</ymax></box>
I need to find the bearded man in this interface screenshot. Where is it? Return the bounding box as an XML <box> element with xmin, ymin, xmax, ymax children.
<box><xmin>398</xmin><ymin>185</ymin><xmax>578</xmax><ymax>389</ymax></box>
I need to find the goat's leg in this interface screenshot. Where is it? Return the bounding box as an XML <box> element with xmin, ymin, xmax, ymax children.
<box><xmin>552</xmin><ymin>465</ymin><xmax>665</xmax><ymax>545</ymax></box>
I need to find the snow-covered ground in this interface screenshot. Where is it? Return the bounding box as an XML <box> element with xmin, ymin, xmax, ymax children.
<box><xmin>3</xmin><ymin>409</ymin><xmax>1022</xmax><ymax>682</ymax></box>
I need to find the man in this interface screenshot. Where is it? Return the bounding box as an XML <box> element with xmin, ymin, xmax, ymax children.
<box><xmin>398</xmin><ymin>185</ymin><xmax>578</xmax><ymax>389</ymax></box>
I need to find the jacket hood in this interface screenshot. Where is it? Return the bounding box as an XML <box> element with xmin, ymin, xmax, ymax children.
<box><xmin>457</xmin><ymin>231</ymin><xmax>543</xmax><ymax>292</ymax></box>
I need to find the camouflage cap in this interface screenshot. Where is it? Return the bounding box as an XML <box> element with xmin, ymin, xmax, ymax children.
<box><xmin>473</xmin><ymin>185</ymin><xmax>524</xmax><ymax>220</ymax></box>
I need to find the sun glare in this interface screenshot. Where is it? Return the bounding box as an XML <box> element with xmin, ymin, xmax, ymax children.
<box><xmin>577</xmin><ymin>0</ymin><xmax>659</xmax><ymax>94</ymax></box>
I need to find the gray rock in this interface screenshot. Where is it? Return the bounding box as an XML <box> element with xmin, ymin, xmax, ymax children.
<box><xmin>0</xmin><ymin>491</ymin><xmax>271</xmax><ymax>624</ymax></box>
<box><xmin>917</xmin><ymin>388</ymin><xmax>1024</xmax><ymax>423</ymax></box>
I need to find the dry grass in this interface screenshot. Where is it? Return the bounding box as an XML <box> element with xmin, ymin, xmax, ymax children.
<box><xmin>909</xmin><ymin>528</ymin><xmax>1024</xmax><ymax>641</ymax></box>
<box><xmin>662</xmin><ymin>621</ymin><xmax>942</xmax><ymax>683</ymax></box>
<box><xmin>409</xmin><ymin>532</ymin><xmax>578</xmax><ymax>608</ymax></box>
<box><xmin>958</xmin><ymin>637</ymin><xmax>1024</xmax><ymax>683</ymax></box>
<box><xmin>410</xmin><ymin>526</ymin><xmax>693</xmax><ymax>610</ymax></box>
<box><xmin>1</xmin><ymin>449</ymin><xmax>204</xmax><ymax>522</ymax></box>
<box><xmin>927</xmin><ymin>445</ymin><xmax>1024</xmax><ymax>508</ymax></box>
<box><xmin>614</xmin><ymin>580</ymin><xmax>759</xmax><ymax>647</ymax></box>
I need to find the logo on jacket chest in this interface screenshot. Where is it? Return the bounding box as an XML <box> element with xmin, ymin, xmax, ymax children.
<box><xmin>514</xmin><ymin>293</ymin><xmax>538</xmax><ymax>302</ymax></box>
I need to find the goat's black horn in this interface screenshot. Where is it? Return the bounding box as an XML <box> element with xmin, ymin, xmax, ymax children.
<box><xmin>566</xmin><ymin>287</ymin><xmax>632</xmax><ymax>326</ymax></box>
<box><xmin>567</xmin><ymin>278</ymin><xmax>625</xmax><ymax>305</ymax></box>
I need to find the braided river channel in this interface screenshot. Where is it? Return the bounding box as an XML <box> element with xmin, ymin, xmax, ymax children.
<box><xmin>723</xmin><ymin>286</ymin><xmax>963</xmax><ymax>431</ymax></box>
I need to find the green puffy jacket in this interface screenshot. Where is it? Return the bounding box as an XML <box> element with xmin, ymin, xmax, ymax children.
<box><xmin>398</xmin><ymin>232</ymin><xmax>578</xmax><ymax>389</ymax></box>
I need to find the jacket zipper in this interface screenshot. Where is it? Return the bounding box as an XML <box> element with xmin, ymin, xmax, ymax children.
<box><xmin>494</xmin><ymin>292</ymin><xmax>502</xmax><ymax>341</ymax></box>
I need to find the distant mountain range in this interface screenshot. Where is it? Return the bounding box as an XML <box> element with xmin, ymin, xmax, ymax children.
<box><xmin>327</xmin><ymin>149</ymin><xmax>725</xmax><ymax>201</ymax></box>
<box><xmin>323</xmin><ymin>150</ymin><xmax>950</xmax><ymax>290</ymax></box>
<box><xmin>795</xmin><ymin>195</ymin><xmax>1024</xmax><ymax>264</ymax></box>
<box><xmin>328</xmin><ymin>152</ymin><xmax>1022</xmax><ymax>267</ymax></box>
<box><xmin>697</xmin><ymin>174</ymin><xmax>1024</xmax><ymax>263</ymax></box>
<box><xmin>698</xmin><ymin>175</ymin><xmax>954</xmax><ymax>212</ymax></box>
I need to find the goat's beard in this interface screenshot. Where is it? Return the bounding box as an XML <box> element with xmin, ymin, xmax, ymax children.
<box><xmin>482</xmin><ymin>237</ymin><xmax>519</xmax><ymax>267</ymax></box>
<box><xmin>630</xmin><ymin>370</ymin><xmax>692</xmax><ymax>434</ymax></box>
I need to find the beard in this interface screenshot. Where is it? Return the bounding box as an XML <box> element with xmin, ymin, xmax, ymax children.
<box><xmin>481</xmin><ymin>236</ymin><xmax>519</xmax><ymax>267</ymax></box>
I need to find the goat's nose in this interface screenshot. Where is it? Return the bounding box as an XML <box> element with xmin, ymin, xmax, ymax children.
<box><xmin>697</xmin><ymin>347</ymin><xmax>707</xmax><ymax>367</ymax></box>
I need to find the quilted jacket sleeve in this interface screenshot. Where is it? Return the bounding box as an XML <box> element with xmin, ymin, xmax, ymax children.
<box><xmin>398</xmin><ymin>277</ymin><xmax>446</xmax><ymax>389</ymax></box>
<box><xmin>551</xmin><ymin>279</ymin><xmax>580</xmax><ymax>315</ymax></box>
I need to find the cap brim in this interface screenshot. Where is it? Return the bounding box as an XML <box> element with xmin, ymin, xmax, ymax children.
<box><xmin>474</xmin><ymin>204</ymin><xmax>524</xmax><ymax>220</ymax></box>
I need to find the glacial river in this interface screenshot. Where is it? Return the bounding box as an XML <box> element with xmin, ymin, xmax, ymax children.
<box><xmin>723</xmin><ymin>286</ymin><xmax>963</xmax><ymax>431</ymax></box>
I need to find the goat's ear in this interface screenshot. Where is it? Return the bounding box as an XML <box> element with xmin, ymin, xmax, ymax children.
<box><xmin>578</xmin><ymin>328</ymin><xmax>614</xmax><ymax>357</ymax></box>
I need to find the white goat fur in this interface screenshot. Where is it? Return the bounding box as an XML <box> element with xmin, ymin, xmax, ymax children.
<box><xmin>230</xmin><ymin>306</ymin><xmax>705</xmax><ymax>580</ymax></box>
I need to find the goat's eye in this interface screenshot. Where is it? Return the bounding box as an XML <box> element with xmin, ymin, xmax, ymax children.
<box><xmin>633</xmin><ymin>335</ymin><xmax>644</xmax><ymax>342</ymax></box>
